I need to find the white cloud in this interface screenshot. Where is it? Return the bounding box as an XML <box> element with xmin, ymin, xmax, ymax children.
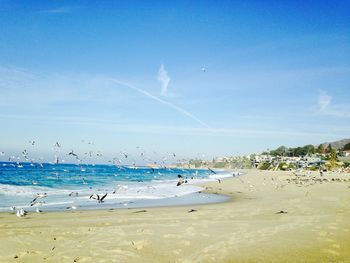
<box><xmin>318</xmin><ymin>90</ymin><xmax>332</xmax><ymax>111</ymax></box>
<box><xmin>317</xmin><ymin>90</ymin><xmax>350</xmax><ymax>117</ymax></box>
<box><xmin>40</xmin><ymin>6</ymin><xmax>79</xmax><ymax>14</ymax></box>
<box><xmin>157</xmin><ymin>64</ymin><xmax>170</xmax><ymax>96</ymax></box>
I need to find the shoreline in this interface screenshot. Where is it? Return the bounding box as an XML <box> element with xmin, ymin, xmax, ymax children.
<box><xmin>0</xmin><ymin>169</ymin><xmax>349</xmax><ymax>262</ymax></box>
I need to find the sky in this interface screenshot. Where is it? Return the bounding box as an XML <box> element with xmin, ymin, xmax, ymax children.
<box><xmin>0</xmin><ymin>0</ymin><xmax>349</xmax><ymax>163</ymax></box>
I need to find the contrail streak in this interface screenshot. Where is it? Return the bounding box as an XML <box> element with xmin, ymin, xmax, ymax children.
<box><xmin>110</xmin><ymin>78</ymin><xmax>210</xmax><ymax>128</ymax></box>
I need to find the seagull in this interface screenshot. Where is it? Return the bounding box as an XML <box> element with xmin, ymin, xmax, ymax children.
<box><xmin>208</xmin><ymin>168</ymin><xmax>216</xmax><ymax>174</ymax></box>
<box><xmin>177</xmin><ymin>175</ymin><xmax>184</xmax><ymax>186</ymax></box>
<box><xmin>54</xmin><ymin>142</ymin><xmax>61</xmax><ymax>148</ymax></box>
<box><xmin>68</xmin><ymin>150</ymin><xmax>78</xmax><ymax>157</ymax></box>
<box><xmin>201</xmin><ymin>66</ymin><xmax>206</xmax><ymax>72</ymax></box>
<box><xmin>89</xmin><ymin>193</ymin><xmax>108</xmax><ymax>203</ymax></box>
<box><xmin>31</xmin><ymin>193</ymin><xmax>47</xmax><ymax>203</ymax></box>
<box><xmin>276</xmin><ymin>210</ymin><xmax>288</xmax><ymax>214</ymax></box>
<box><xmin>99</xmin><ymin>193</ymin><xmax>107</xmax><ymax>203</ymax></box>
<box><xmin>16</xmin><ymin>208</ymin><xmax>27</xmax><ymax>217</ymax></box>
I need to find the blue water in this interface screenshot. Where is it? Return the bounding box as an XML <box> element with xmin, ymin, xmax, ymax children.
<box><xmin>0</xmin><ymin>162</ymin><xmax>232</xmax><ymax>212</ymax></box>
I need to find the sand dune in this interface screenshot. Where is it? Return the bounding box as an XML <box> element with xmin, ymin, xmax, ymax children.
<box><xmin>0</xmin><ymin>170</ymin><xmax>350</xmax><ymax>262</ymax></box>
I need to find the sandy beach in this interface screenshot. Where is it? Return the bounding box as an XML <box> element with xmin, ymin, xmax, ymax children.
<box><xmin>1</xmin><ymin>169</ymin><xmax>350</xmax><ymax>263</ymax></box>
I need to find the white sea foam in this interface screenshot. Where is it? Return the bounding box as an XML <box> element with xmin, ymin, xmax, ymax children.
<box><xmin>0</xmin><ymin>184</ymin><xmax>51</xmax><ymax>196</ymax></box>
<box><xmin>208</xmin><ymin>173</ymin><xmax>234</xmax><ymax>179</ymax></box>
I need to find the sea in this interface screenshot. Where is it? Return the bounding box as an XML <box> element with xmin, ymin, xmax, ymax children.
<box><xmin>0</xmin><ymin>162</ymin><xmax>233</xmax><ymax>212</ymax></box>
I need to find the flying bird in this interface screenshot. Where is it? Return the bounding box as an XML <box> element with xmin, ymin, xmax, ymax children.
<box><xmin>31</xmin><ymin>193</ymin><xmax>47</xmax><ymax>203</ymax></box>
<box><xmin>89</xmin><ymin>193</ymin><xmax>108</xmax><ymax>203</ymax></box>
<box><xmin>68</xmin><ymin>150</ymin><xmax>78</xmax><ymax>157</ymax></box>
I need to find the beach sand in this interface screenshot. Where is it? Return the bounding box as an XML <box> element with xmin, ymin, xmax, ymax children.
<box><xmin>1</xmin><ymin>169</ymin><xmax>350</xmax><ymax>262</ymax></box>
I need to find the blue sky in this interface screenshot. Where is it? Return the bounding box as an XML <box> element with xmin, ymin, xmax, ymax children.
<box><xmin>0</xmin><ymin>1</ymin><xmax>349</xmax><ymax>163</ymax></box>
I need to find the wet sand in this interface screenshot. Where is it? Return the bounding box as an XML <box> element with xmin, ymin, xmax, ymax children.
<box><xmin>1</xmin><ymin>170</ymin><xmax>350</xmax><ymax>262</ymax></box>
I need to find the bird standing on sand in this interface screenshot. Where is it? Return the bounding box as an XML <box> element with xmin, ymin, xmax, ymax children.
<box><xmin>16</xmin><ymin>208</ymin><xmax>27</xmax><ymax>217</ymax></box>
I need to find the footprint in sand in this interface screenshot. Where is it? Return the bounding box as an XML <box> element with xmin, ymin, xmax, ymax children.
<box><xmin>185</xmin><ymin>227</ymin><xmax>195</xmax><ymax>237</ymax></box>
<box><xmin>172</xmin><ymin>249</ymin><xmax>182</xmax><ymax>255</ymax></box>
<box><xmin>327</xmin><ymin>224</ymin><xmax>339</xmax><ymax>230</ymax></box>
<box><xmin>318</xmin><ymin>231</ymin><xmax>328</xmax><ymax>237</ymax></box>
<box><xmin>131</xmin><ymin>239</ymin><xmax>150</xmax><ymax>250</ymax></box>
<box><xmin>137</xmin><ymin>228</ymin><xmax>153</xmax><ymax>234</ymax></box>
<box><xmin>163</xmin><ymin>233</ymin><xmax>182</xmax><ymax>239</ymax></box>
<box><xmin>321</xmin><ymin>249</ymin><xmax>340</xmax><ymax>256</ymax></box>
<box><xmin>184</xmin><ymin>240</ymin><xmax>191</xmax><ymax>246</ymax></box>
<box><xmin>324</xmin><ymin>238</ymin><xmax>335</xmax><ymax>243</ymax></box>
<box><xmin>332</xmin><ymin>244</ymin><xmax>340</xmax><ymax>249</ymax></box>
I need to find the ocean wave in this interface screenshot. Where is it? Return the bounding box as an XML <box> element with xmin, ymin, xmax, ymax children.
<box><xmin>0</xmin><ymin>184</ymin><xmax>51</xmax><ymax>196</ymax></box>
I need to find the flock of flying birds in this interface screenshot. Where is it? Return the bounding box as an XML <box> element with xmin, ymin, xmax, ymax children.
<box><xmin>1</xmin><ymin>140</ymin><xmax>184</xmax><ymax>169</ymax></box>
<box><xmin>1</xmin><ymin>140</ymin><xmax>210</xmax><ymax>217</ymax></box>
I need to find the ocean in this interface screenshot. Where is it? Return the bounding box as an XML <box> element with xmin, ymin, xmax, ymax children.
<box><xmin>0</xmin><ymin>162</ymin><xmax>232</xmax><ymax>212</ymax></box>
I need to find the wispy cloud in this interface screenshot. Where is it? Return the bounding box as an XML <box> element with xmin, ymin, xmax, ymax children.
<box><xmin>110</xmin><ymin>78</ymin><xmax>210</xmax><ymax>128</ymax></box>
<box><xmin>40</xmin><ymin>6</ymin><xmax>79</xmax><ymax>14</ymax></box>
<box><xmin>317</xmin><ymin>90</ymin><xmax>350</xmax><ymax>117</ymax></box>
<box><xmin>318</xmin><ymin>90</ymin><xmax>332</xmax><ymax>111</ymax></box>
<box><xmin>157</xmin><ymin>64</ymin><xmax>170</xmax><ymax>96</ymax></box>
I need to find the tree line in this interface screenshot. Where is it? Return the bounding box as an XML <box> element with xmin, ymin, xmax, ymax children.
<box><xmin>266</xmin><ymin>142</ymin><xmax>350</xmax><ymax>157</ymax></box>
